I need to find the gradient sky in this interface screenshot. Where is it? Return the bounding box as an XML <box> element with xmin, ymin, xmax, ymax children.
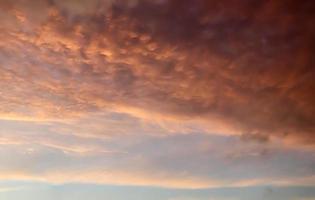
<box><xmin>0</xmin><ymin>0</ymin><xmax>315</xmax><ymax>199</ymax></box>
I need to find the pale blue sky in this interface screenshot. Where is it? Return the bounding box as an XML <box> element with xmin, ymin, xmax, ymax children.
<box><xmin>1</xmin><ymin>181</ymin><xmax>315</xmax><ymax>200</ymax></box>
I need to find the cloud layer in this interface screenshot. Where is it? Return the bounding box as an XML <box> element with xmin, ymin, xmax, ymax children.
<box><xmin>1</xmin><ymin>0</ymin><xmax>314</xmax><ymax>145</ymax></box>
<box><xmin>0</xmin><ymin>0</ymin><xmax>315</xmax><ymax>194</ymax></box>
<box><xmin>1</xmin><ymin>115</ymin><xmax>315</xmax><ymax>189</ymax></box>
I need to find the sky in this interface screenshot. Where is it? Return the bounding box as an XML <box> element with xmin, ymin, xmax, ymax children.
<box><xmin>0</xmin><ymin>0</ymin><xmax>315</xmax><ymax>199</ymax></box>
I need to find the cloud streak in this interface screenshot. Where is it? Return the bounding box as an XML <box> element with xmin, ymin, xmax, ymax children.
<box><xmin>1</xmin><ymin>115</ymin><xmax>315</xmax><ymax>189</ymax></box>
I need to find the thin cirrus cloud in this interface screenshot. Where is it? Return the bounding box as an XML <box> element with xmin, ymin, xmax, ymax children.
<box><xmin>0</xmin><ymin>116</ymin><xmax>315</xmax><ymax>189</ymax></box>
<box><xmin>0</xmin><ymin>0</ymin><xmax>315</xmax><ymax>197</ymax></box>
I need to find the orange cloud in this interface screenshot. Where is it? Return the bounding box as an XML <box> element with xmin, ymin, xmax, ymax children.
<box><xmin>0</xmin><ymin>0</ymin><xmax>314</xmax><ymax>146</ymax></box>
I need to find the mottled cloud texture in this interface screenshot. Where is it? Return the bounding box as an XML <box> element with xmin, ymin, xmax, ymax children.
<box><xmin>1</xmin><ymin>0</ymin><xmax>315</xmax><ymax>143</ymax></box>
<box><xmin>0</xmin><ymin>0</ymin><xmax>315</xmax><ymax>194</ymax></box>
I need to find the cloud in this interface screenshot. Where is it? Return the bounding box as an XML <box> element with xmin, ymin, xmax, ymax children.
<box><xmin>1</xmin><ymin>115</ymin><xmax>315</xmax><ymax>189</ymax></box>
<box><xmin>1</xmin><ymin>0</ymin><xmax>315</xmax><ymax>194</ymax></box>
<box><xmin>1</xmin><ymin>0</ymin><xmax>314</xmax><ymax>145</ymax></box>
<box><xmin>240</xmin><ymin>132</ymin><xmax>270</xmax><ymax>143</ymax></box>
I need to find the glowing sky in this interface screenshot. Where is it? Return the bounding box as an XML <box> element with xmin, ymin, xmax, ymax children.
<box><xmin>0</xmin><ymin>0</ymin><xmax>315</xmax><ymax>199</ymax></box>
